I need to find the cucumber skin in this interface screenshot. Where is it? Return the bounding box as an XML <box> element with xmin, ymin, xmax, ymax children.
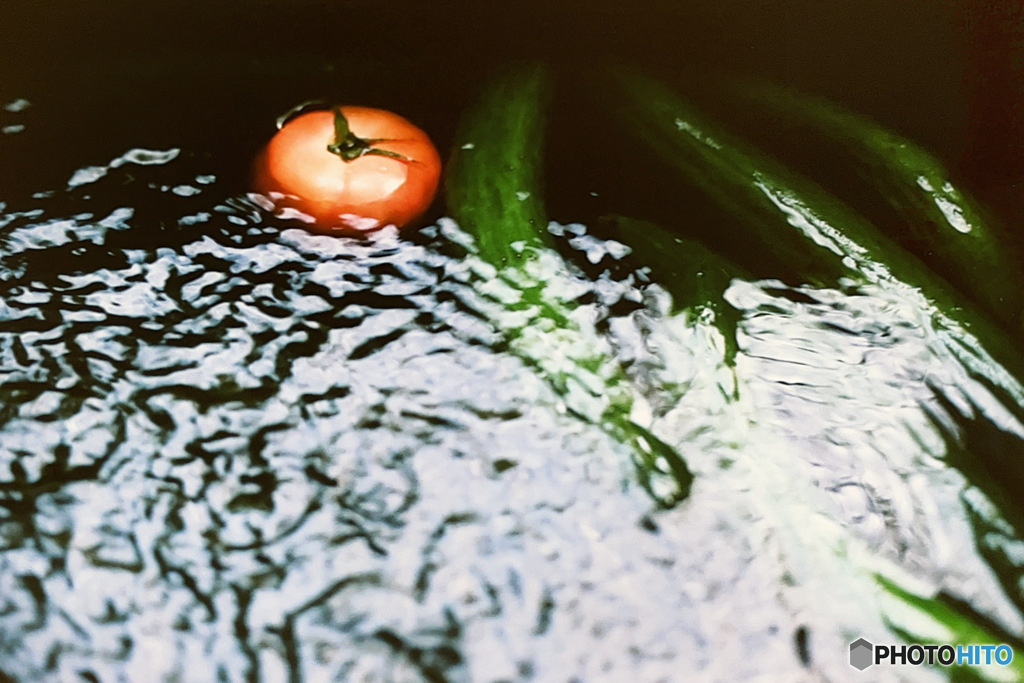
<box><xmin>444</xmin><ymin>63</ymin><xmax>694</xmax><ymax>507</ymax></box>
<box><xmin>444</xmin><ymin>62</ymin><xmax>554</xmax><ymax>268</ymax></box>
<box><xmin>605</xmin><ymin>215</ymin><xmax>748</xmax><ymax>366</ymax></box>
<box><xmin>604</xmin><ymin>67</ymin><xmax>1024</xmax><ymax>389</ymax></box>
<box><xmin>726</xmin><ymin>79</ymin><xmax>1024</xmax><ymax>329</ymax></box>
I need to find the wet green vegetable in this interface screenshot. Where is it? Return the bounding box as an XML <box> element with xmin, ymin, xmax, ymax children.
<box><xmin>603</xmin><ymin>214</ymin><xmax>748</xmax><ymax>367</ymax></box>
<box><xmin>445</xmin><ymin>62</ymin><xmax>553</xmax><ymax>268</ymax></box>
<box><xmin>878</xmin><ymin>574</ymin><xmax>1024</xmax><ymax>681</ymax></box>
<box><xmin>445</xmin><ymin>63</ymin><xmax>694</xmax><ymax>507</ymax></box>
<box><xmin>725</xmin><ymin>78</ymin><xmax>1024</xmax><ymax>329</ymax></box>
<box><xmin>602</xmin><ymin>66</ymin><xmax>1024</xmax><ymax>406</ymax></box>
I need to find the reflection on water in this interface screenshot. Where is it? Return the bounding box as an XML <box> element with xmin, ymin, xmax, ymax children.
<box><xmin>2</xmin><ymin>104</ymin><xmax>1024</xmax><ymax>682</ymax></box>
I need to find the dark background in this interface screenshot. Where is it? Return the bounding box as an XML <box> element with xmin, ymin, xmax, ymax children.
<box><xmin>0</xmin><ymin>1</ymin><xmax>1021</xmax><ymax>218</ymax></box>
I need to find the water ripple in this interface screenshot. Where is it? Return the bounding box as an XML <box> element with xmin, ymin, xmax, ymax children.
<box><xmin>2</xmin><ymin>105</ymin><xmax>1024</xmax><ymax>682</ymax></box>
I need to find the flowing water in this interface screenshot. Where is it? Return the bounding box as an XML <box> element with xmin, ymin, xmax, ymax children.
<box><xmin>3</xmin><ymin>11</ymin><xmax>1024</xmax><ymax>682</ymax></box>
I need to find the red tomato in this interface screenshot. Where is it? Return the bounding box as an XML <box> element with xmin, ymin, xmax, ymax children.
<box><xmin>252</xmin><ymin>106</ymin><xmax>441</xmax><ymax>233</ymax></box>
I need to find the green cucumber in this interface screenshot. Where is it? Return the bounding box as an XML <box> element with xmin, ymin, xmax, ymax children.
<box><xmin>604</xmin><ymin>214</ymin><xmax>749</xmax><ymax>366</ymax></box>
<box><xmin>444</xmin><ymin>62</ymin><xmax>553</xmax><ymax>268</ymax></box>
<box><xmin>603</xmin><ymin>67</ymin><xmax>921</xmax><ymax>288</ymax></box>
<box><xmin>598</xmin><ymin>68</ymin><xmax>852</xmax><ymax>289</ymax></box>
<box><xmin>601</xmin><ymin>66</ymin><xmax>1024</xmax><ymax>400</ymax></box>
<box><xmin>445</xmin><ymin>63</ymin><xmax>694</xmax><ymax>506</ymax></box>
<box><xmin>877</xmin><ymin>574</ymin><xmax>1024</xmax><ymax>681</ymax></box>
<box><xmin>725</xmin><ymin>78</ymin><xmax>1024</xmax><ymax>329</ymax></box>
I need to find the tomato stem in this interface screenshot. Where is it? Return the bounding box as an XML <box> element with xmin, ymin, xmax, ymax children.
<box><xmin>327</xmin><ymin>107</ymin><xmax>409</xmax><ymax>162</ymax></box>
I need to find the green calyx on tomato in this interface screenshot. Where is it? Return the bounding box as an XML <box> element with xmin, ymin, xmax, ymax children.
<box><xmin>326</xmin><ymin>107</ymin><xmax>409</xmax><ymax>162</ymax></box>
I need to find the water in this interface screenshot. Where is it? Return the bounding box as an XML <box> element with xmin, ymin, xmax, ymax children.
<box><xmin>2</xmin><ymin>130</ymin><xmax>1023</xmax><ymax>681</ymax></box>
<box><xmin>3</xmin><ymin>8</ymin><xmax>1024</xmax><ymax>681</ymax></box>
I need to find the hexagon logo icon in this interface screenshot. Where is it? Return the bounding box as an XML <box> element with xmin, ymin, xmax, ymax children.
<box><xmin>850</xmin><ymin>638</ymin><xmax>873</xmax><ymax>670</ymax></box>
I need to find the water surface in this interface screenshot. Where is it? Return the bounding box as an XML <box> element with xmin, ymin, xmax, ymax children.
<box><xmin>2</xmin><ymin>17</ymin><xmax>1024</xmax><ymax>682</ymax></box>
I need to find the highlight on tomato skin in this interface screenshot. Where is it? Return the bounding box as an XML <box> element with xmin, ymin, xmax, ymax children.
<box><xmin>251</xmin><ymin>105</ymin><xmax>442</xmax><ymax>234</ymax></box>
